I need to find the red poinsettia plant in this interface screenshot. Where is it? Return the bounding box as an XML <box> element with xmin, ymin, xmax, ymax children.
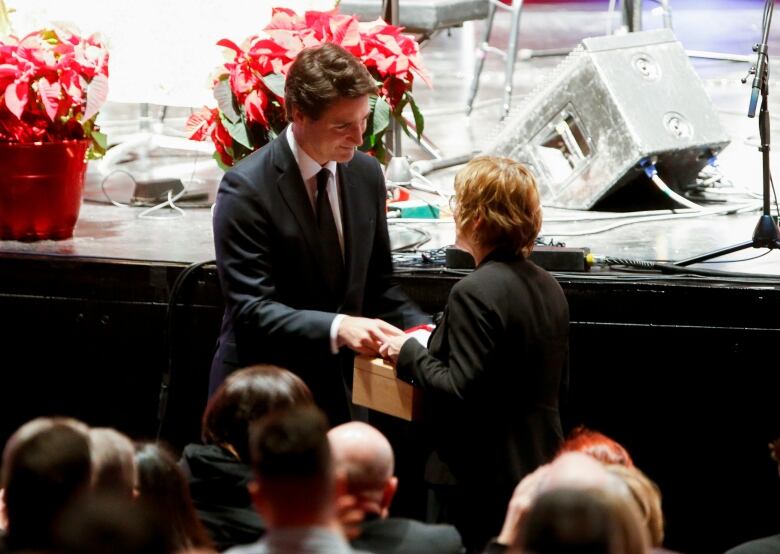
<box><xmin>0</xmin><ymin>26</ymin><xmax>110</xmax><ymax>159</ymax></box>
<box><xmin>187</xmin><ymin>7</ymin><xmax>430</xmax><ymax>169</ymax></box>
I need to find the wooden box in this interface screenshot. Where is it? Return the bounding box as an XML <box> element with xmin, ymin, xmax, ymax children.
<box><xmin>352</xmin><ymin>355</ymin><xmax>423</xmax><ymax>421</ymax></box>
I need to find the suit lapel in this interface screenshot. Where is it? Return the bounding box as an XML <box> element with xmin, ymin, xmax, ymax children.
<box><xmin>339</xmin><ymin>161</ymin><xmax>373</xmax><ymax>302</ymax></box>
<box><xmin>272</xmin><ymin>135</ymin><xmax>330</xmax><ymax>279</ymax></box>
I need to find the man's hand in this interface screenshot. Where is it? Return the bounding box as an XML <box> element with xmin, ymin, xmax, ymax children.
<box><xmin>337</xmin><ymin>316</ymin><xmax>404</xmax><ymax>356</ymax></box>
<box><xmin>378</xmin><ymin>334</ymin><xmax>413</xmax><ymax>363</ymax></box>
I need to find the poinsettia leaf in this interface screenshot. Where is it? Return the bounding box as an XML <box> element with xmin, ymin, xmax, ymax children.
<box><xmin>408</xmin><ymin>93</ymin><xmax>424</xmax><ymax>138</ymax></box>
<box><xmin>83</xmin><ymin>73</ymin><xmax>108</xmax><ymax>121</ymax></box>
<box><xmin>372</xmin><ymin>94</ymin><xmax>390</xmax><ymax>135</ymax></box>
<box><xmin>4</xmin><ymin>81</ymin><xmax>27</xmax><ymax>119</ymax></box>
<box><xmin>216</xmin><ymin>38</ymin><xmax>243</xmax><ymax>56</ymax></box>
<box><xmin>212</xmin><ymin>150</ymin><xmax>232</xmax><ymax>172</ymax></box>
<box><xmin>214</xmin><ymin>78</ymin><xmax>240</xmax><ymax>123</ymax></box>
<box><xmin>37</xmin><ymin>77</ymin><xmax>61</xmax><ymax>121</ymax></box>
<box><xmin>261</xmin><ymin>73</ymin><xmax>285</xmax><ymax>99</ymax></box>
<box><xmin>92</xmin><ymin>129</ymin><xmax>108</xmax><ymax>150</ymax></box>
<box><xmin>219</xmin><ymin>112</ymin><xmax>252</xmax><ymax>149</ymax></box>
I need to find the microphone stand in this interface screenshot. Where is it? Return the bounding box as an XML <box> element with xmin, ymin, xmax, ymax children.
<box><xmin>675</xmin><ymin>0</ymin><xmax>780</xmax><ymax>267</ymax></box>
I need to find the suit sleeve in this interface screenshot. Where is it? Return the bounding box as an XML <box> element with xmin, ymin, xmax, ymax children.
<box><xmin>396</xmin><ymin>280</ymin><xmax>499</xmax><ymax>400</ymax></box>
<box><xmin>361</xmin><ymin>160</ymin><xmax>429</xmax><ymax>328</ymax></box>
<box><xmin>213</xmin><ymin>169</ymin><xmax>334</xmax><ymax>356</ymax></box>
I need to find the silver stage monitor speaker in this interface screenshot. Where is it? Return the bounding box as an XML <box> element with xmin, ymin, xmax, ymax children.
<box><xmin>485</xmin><ymin>29</ymin><xmax>730</xmax><ymax>210</ymax></box>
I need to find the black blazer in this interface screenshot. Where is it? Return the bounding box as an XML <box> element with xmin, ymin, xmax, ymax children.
<box><xmin>351</xmin><ymin>517</ymin><xmax>465</xmax><ymax>554</ymax></box>
<box><xmin>397</xmin><ymin>247</ymin><xmax>570</xmax><ymax>490</ymax></box>
<box><xmin>210</xmin><ymin>131</ymin><xmax>423</xmax><ymax>424</ymax></box>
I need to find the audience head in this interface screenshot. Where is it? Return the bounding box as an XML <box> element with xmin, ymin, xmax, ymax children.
<box><xmin>1</xmin><ymin>417</ymin><xmax>92</xmax><ymax>551</ymax></box>
<box><xmin>515</xmin><ymin>487</ymin><xmax>650</xmax><ymax>554</ymax></box>
<box><xmin>54</xmin><ymin>493</ymin><xmax>170</xmax><ymax>554</ymax></box>
<box><xmin>557</xmin><ymin>426</ymin><xmax>634</xmax><ymax>467</ymax></box>
<box><xmin>202</xmin><ymin>364</ymin><xmax>313</xmax><ymax>463</ymax></box>
<box><xmin>134</xmin><ymin>441</ymin><xmax>213</xmax><ymax>552</ymax></box>
<box><xmin>540</xmin><ymin>452</ymin><xmax>625</xmax><ymax>494</ymax></box>
<box><xmin>328</xmin><ymin>422</ymin><xmax>398</xmax><ymax>516</ymax></box>
<box><xmin>605</xmin><ymin>464</ymin><xmax>665</xmax><ymax>547</ymax></box>
<box><xmin>497</xmin><ymin>452</ymin><xmax>629</xmax><ymax>547</ymax></box>
<box><xmin>89</xmin><ymin>427</ymin><xmax>136</xmax><ymax>498</ymax></box>
<box><xmin>284</xmin><ymin>42</ymin><xmax>377</xmax><ymax>121</ymax></box>
<box><xmin>452</xmin><ymin>155</ymin><xmax>542</xmax><ymax>257</ymax></box>
<box><xmin>248</xmin><ymin>405</ymin><xmax>335</xmax><ymax>528</ymax></box>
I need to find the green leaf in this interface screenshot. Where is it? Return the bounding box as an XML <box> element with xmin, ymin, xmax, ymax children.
<box><xmin>214</xmin><ymin>79</ymin><xmax>240</xmax><ymax>123</ymax></box>
<box><xmin>212</xmin><ymin>150</ymin><xmax>232</xmax><ymax>172</ymax></box>
<box><xmin>372</xmin><ymin>95</ymin><xmax>391</xmax><ymax>135</ymax></box>
<box><xmin>220</xmin><ymin>112</ymin><xmax>253</xmax><ymax>149</ymax></box>
<box><xmin>408</xmin><ymin>94</ymin><xmax>424</xmax><ymax>139</ymax></box>
<box><xmin>92</xmin><ymin>130</ymin><xmax>108</xmax><ymax>151</ymax></box>
<box><xmin>261</xmin><ymin>73</ymin><xmax>286</xmax><ymax>99</ymax></box>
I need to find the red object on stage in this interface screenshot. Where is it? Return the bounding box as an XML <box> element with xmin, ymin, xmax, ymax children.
<box><xmin>0</xmin><ymin>140</ymin><xmax>89</xmax><ymax>240</ymax></box>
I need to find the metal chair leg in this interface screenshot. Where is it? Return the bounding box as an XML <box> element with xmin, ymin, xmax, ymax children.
<box><xmin>501</xmin><ymin>0</ymin><xmax>523</xmax><ymax>119</ymax></box>
<box><xmin>466</xmin><ymin>1</ymin><xmax>497</xmax><ymax>115</ymax></box>
<box><xmin>621</xmin><ymin>0</ymin><xmax>643</xmax><ymax>32</ymax></box>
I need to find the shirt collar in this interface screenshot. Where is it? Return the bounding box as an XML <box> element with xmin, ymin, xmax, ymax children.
<box><xmin>286</xmin><ymin>125</ymin><xmax>337</xmax><ymax>181</ymax></box>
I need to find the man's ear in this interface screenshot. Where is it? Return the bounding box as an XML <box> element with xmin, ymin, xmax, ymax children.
<box><xmin>290</xmin><ymin>105</ymin><xmax>306</xmax><ymax>127</ymax></box>
<box><xmin>248</xmin><ymin>480</ymin><xmax>264</xmax><ymax>513</ymax></box>
<box><xmin>333</xmin><ymin>469</ymin><xmax>349</xmax><ymax>499</ymax></box>
<box><xmin>0</xmin><ymin>488</ymin><xmax>7</xmax><ymax>530</ymax></box>
<box><xmin>380</xmin><ymin>476</ymin><xmax>398</xmax><ymax>518</ymax></box>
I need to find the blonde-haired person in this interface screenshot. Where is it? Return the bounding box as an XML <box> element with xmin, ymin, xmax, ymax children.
<box><xmin>605</xmin><ymin>464</ymin><xmax>681</xmax><ymax>553</ymax></box>
<box><xmin>381</xmin><ymin>156</ymin><xmax>569</xmax><ymax>552</ymax></box>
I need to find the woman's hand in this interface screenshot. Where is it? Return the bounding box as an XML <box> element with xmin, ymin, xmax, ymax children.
<box><xmin>379</xmin><ymin>334</ymin><xmax>412</xmax><ymax>363</ymax></box>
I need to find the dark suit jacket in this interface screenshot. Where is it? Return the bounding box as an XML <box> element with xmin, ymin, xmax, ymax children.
<box><xmin>210</xmin><ymin>131</ymin><xmax>423</xmax><ymax>424</ymax></box>
<box><xmin>351</xmin><ymin>516</ymin><xmax>464</xmax><ymax>554</ymax></box>
<box><xmin>397</xmin><ymin>247</ymin><xmax>569</xmax><ymax>546</ymax></box>
<box><xmin>180</xmin><ymin>444</ymin><xmax>264</xmax><ymax>551</ymax></box>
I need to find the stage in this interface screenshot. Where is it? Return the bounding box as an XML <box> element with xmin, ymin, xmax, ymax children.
<box><xmin>1</xmin><ymin>2</ymin><xmax>780</xmax><ymax>553</ymax></box>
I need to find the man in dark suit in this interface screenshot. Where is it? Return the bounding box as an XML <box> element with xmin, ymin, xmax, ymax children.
<box><xmin>210</xmin><ymin>43</ymin><xmax>424</xmax><ymax>424</ymax></box>
<box><xmin>328</xmin><ymin>421</ymin><xmax>464</xmax><ymax>554</ymax></box>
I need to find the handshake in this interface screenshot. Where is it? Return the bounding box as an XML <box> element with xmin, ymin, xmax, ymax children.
<box><xmin>337</xmin><ymin>316</ymin><xmax>411</xmax><ymax>362</ymax></box>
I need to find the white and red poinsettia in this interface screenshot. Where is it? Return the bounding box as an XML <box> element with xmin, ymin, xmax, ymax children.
<box><xmin>187</xmin><ymin>7</ymin><xmax>430</xmax><ymax>169</ymax></box>
<box><xmin>0</xmin><ymin>27</ymin><xmax>109</xmax><ymax>158</ymax></box>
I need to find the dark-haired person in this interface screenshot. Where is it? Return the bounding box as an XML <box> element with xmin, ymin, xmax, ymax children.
<box><xmin>225</xmin><ymin>406</ymin><xmax>369</xmax><ymax>554</ymax></box>
<box><xmin>210</xmin><ymin>42</ymin><xmax>425</xmax><ymax>425</ymax></box>
<box><xmin>89</xmin><ymin>427</ymin><xmax>136</xmax><ymax>498</ymax></box>
<box><xmin>0</xmin><ymin>417</ymin><xmax>92</xmax><ymax>553</ymax></box>
<box><xmin>181</xmin><ymin>365</ymin><xmax>313</xmax><ymax>551</ymax></box>
<box><xmin>134</xmin><ymin>442</ymin><xmax>215</xmax><ymax>553</ymax></box>
<box><xmin>381</xmin><ymin>156</ymin><xmax>570</xmax><ymax>551</ymax></box>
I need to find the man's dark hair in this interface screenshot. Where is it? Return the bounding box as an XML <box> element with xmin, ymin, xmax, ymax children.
<box><xmin>202</xmin><ymin>365</ymin><xmax>313</xmax><ymax>463</ymax></box>
<box><xmin>284</xmin><ymin>42</ymin><xmax>377</xmax><ymax>121</ymax></box>
<box><xmin>249</xmin><ymin>405</ymin><xmax>331</xmax><ymax>482</ymax></box>
<box><xmin>4</xmin><ymin>422</ymin><xmax>92</xmax><ymax>551</ymax></box>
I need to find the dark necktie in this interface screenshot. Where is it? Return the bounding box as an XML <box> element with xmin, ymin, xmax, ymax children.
<box><xmin>316</xmin><ymin>168</ymin><xmax>345</xmax><ymax>296</ymax></box>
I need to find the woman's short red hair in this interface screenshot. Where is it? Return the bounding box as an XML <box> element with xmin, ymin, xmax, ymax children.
<box><xmin>454</xmin><ymin>156</ymin><xmax>542</xmax><ymax>257</ymax></box>
<box><xmin>556</xmin><ymin>425</ymin><xmax>634</xmax><ymax>467</ymax></box>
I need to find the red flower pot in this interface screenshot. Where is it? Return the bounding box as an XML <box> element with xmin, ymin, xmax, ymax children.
<box><xmin>0</xmin><ymin>140</ymin><xmax>89</xmax><ymax>240</ymax></box>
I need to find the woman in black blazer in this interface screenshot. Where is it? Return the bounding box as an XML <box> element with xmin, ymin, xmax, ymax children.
<box><xmin>380</xmin><ymin>156</ymin><xmax>570</xmax><ymax>552</ymax></box>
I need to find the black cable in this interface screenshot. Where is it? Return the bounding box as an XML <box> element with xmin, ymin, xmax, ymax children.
<box><xmin>156</xmin><ymin>259</ymin><xmax>216</xmax><ymax>441</ymax></box>
<box><xmin>599</xmin><ymin>255</ymin><xmax>780</xmax><ymax>280</ymax></box>
<box><xmin>701</xmin><ymin>249</ymin><xmax>772</xmax><ymax>264</ymax></box>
